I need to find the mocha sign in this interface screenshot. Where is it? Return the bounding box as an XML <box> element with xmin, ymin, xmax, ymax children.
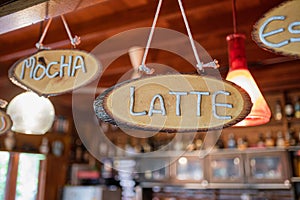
<box><xmin>9</xmin><ymin>49</ymin><xmax>100</xmax><ymax>96</ymax></box>
<box><xmin>94</xmin><ymin>74</ymin><xmax>252</xmax><ymax>132</ymax></box>
<box><xmin>252</xmin><ymin>0</ymin><xmax>300</xmax><ymax>57</ymax></box>
<box><xmin>0</xmin><ymin>110</ymin><xmax>12</xmax><ymax>134</ymax></box>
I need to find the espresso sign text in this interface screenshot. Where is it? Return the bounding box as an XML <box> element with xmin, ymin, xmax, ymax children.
<box><xmin>252</xmin><ymin>0</ymin><xmax>300</xmax><ymax>57</ymax></box>
<box><xmin>0</xmin><ymin>110</ymin><xmax>12</xmax><ymax>134</ymax></box>
<box><xmin>9</xmin><ymin>49</ymin><xmax>100</xmax><ymax>96</ymax></box>
<box><xmin>94</xmin><ymin>74</ymin><xmax>252</xmax><ymax>132</ymax></box>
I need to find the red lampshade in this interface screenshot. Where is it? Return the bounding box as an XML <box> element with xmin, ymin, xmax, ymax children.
<box><xmin>226</xmin><ymin>34</ymin><xmax>271</xmax><ymax>126</ymax></box>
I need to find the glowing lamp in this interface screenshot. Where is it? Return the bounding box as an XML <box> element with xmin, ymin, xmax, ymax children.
<box><xmin>226</xmin><ymin>34</ymin><xmax>271</xmax><ymax>126</ymax></box>
<box><xmin>7</xmin><ymin>92</ymin><xmax>55</xmax><ymax>134</ymax></box>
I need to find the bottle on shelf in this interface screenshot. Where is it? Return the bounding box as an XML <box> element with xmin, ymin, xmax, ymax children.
<box><xmin>276</xmin><ymin>131</ymin><xmax>285</xmax><ymax>148</ymax></box>
<box><xmin>265</xmin><ymin>132</ymin><xmax>275</xmax><ymax>147</ymax></box>
<box><xmin>227</xmin><ymin>133</ymin><xmax>236</xmax><ymax>149</ymax></box>
<box><xmin>186</xmin><ymin>142</ymin><xmax>196</xmax><ymax>151</ymax></box>
<box><xmin>75</xmin><ymin>138</ymin><xmax>83</xmax><ymax>162</ymax></box>
<box><xmin>194</xmin><ymin>138</ymin><xmax>203</xmax><ymax>150</ymax></box>
<box><xmin>39</xmin><ymin>137</ymin><xmax>49</xmax><ymax>154</ymax></box>
<box><xmin>274</xmin><ymin>100</ymin><xmax>283</xmax><ymax>121</ymax></box>
<box><xmin>124</xmin><ymin>138</ymin><xmax>135</xmax><ymax>155</ymax></box>
<box><xmin>256</xmin><ymin>133</ymin><xmax>265</xmax><ymax>148</ymax></box>
<box><xmin>4</xmin><ymin>131</ymin><xmax>15</xmax><ymax>151</ymax></box>
<box><xmin>215</xmin><ymin>137</ymin><xmax>225</xmax><ymax>149</ymax></box>
<box><xmin>286</xmin><ymin>127</ymin><xmax>297</xmax><ymax>146</ymax></box>
<box><xmin>243</xmin><ymin>136</ymin><xmax>249</xmax><ymax>148</ymax></box>
<box><xmin>285</xmin><ymin>96</ymin><xmax>294</xmax><ymax>120</ymax></box>
<box><xmin>52</xmin><ymin>140</ymin><xmax>64</xmax><ymax>157</ymax></box>
<box><xmin>173</xmin><ymin>138</ymin><xmax>184</xmax><ymax>151</ymax></box>
<box><xmin>294</xmin><ymin>96</ymin><xmax>300</xmax><ymax>119</ymax></box>
<box><xmin>140</xmin><ymin>138</ymin><xmax>152</xmax><ymax>153</ymax></box>
<box><xmin>237</xmin><ymin>137</ymin><xmax>247</xmax><ymax>150</ymax></box>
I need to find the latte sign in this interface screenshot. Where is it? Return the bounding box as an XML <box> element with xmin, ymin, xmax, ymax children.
<box><xmin>94</xmin><ymin>74</ymin><xmax>252</xmax><ymax>132</ymax></box>
<box><xmin>9</xmin><ymin>49</ymin><xmax>100</xmax><ymax>96</ymax></box>
<box><xmin>252</xmin><ymin>0</ymin><xmax>300</xmax><ymax>57</ymax></box>
<box><xmin>0</xmin><ymin>110</ymin><xmax>12</xmax><ymax>134</ymax></box>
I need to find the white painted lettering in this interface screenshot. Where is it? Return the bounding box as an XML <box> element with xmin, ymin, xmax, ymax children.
<box><xmin>190</xmin><ymin>91</ymin><xmax>210</xmax><ymax>116</ymax></box>
<box><xmin>20</xmin><ymin>56</ymin><xmax>35</xmax><ymax>79</ymax></box>
<box><xmin>212</xmin><ymin>91</ymin><xmax>233</xmax><ymax>120</ymax></box>
<box><xmin>289</xmin><ymin>21</ymin><xmax>300</xmax><ymax>42</ymax></box>
<box><xmin>33</xmin><ymin>63</ymin><xmax>46</xmax><ymax>81</ymax></box>
<box><xmin>129</xmin><ymin>86</ymin><xmax>147</xmax><ymax>116</ymax></box>
<box><xmin>259</xmin><ymin>16</ymin><xmax>288</xmax><ymax>48</ymax></box>
<box><xmin>19</xmin><ymin>55</ymin><xmax>88</xmax><ymax>80</ymax></box>
<box><xmin>60</xmin><ymin>55</ymin><xmax>72</xmax><ymax>78</ymax></box>
<box><xmin>46</xmin><ymin>61</ymin><xmax>59</xmax><ymax>78</ymax></box>
<box><xmin>259</xmin><ymin>16</ymin><xmax>300</xmax><ymax>48</ymax></box>
<box><xmin>148</xmin><ymin>94</ymin><xmax>166</xmax><ymax>116</ymax></box>
<box><xmin>71</xmin><ymin>56</ymin><xmax>86</xmax><ymax>76</ymax></box>
<box><xmin>169</xmin><ymin>91</ymin><xmax>187</xmax><ymax>116</ymax></box>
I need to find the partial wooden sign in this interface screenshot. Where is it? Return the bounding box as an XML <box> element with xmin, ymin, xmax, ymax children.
<box><xmin>94</xmin><ymin>74</ymin><xmax>252</xmax><ymax>132</ymax></box>
<box><xmin>0</xmin><ymin>110</ymin><xmax>12</xmax><ymax>134</ymax></box>
<box><xmin>252</xmin><ymin>0</ymin><xmax>300</xmax><ymax>57</ymax></box>
<box><xmin>9</xmin><ymin>49</ymin><xmax>101</xmax><ymax>96</ymax></box>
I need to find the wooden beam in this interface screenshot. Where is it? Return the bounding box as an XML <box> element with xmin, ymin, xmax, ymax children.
<box><xmin>0</xmin><ymin>0</ymin><xmax>48</xmax><ymax>17</ymax></box>
<box><xmin>0</xmin><ymin>0</ymin><xmax>108</xmax><ymax>34</ymax></box>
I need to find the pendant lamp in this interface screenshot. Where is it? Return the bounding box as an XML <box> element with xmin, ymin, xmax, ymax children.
<box><xmin>6</xmin><ymin>92</ymin><xmax>55</xmax><ymax>134</ymax></box>
<box><xmin>225</xmin><ymin>0</ymin><xmax>271</xmax><ymax>126</ymax></box>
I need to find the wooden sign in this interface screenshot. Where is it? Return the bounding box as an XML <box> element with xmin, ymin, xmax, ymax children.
<box><xmin>9</xmin><ymin>49</ymin><xmax>100</xmax><ymax>96</ymax></box>
<box><xmin>0</xmin><ymin>110</ymin><xmax>12</xmax><ymax>134</ymax></box>
<box><xmin>252</xmin><ymin>0</ymin><xmax>300</xmax><ymax>57</ymax></box>
<box><xmin>94</xmin><ymin>74</ymin><xmax>252</xmax><ymax>132</ymax></box>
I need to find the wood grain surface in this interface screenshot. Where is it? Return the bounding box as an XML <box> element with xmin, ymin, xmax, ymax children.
<box><xmin>252</xmin><ymin>0</ymin><xmax>300</xmax><ymax>58</ymax></box>
<box><xmin>94</xmin><ymin>74</ymin><xmax>252</xmax><ymax>132</ymax></box>
<box><xmin>9</xmin><ymin>49</ymin><xmax>101</xmax><ymax>97</ymax></box>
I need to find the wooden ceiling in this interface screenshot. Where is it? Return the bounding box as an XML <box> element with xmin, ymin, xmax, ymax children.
<box><xmin>0</xmin><ymin>0</ymin><xmax>298</xmax><ymax>116</ymax></box>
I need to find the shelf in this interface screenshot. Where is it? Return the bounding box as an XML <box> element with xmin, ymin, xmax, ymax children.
<box><xmin>287</xmin><ymin>146</ymin><xmax>300</xmax><ymax>151</ymax></box>
<box><xmin>291</xmin><ymin>177</ymin><xmax>300</xmax><ymax>182</ymax></box>
<box><xmin>139</xmin><ymin>182</ymin><xmax>291</xmax><ymax>190</ymax></box>
<box><xmin>287</xmin><ymin>118</ymin><xmax>300</xmax><ymax>124</ymax></box>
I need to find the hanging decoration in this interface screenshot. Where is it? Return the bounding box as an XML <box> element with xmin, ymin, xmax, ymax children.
<box><xmin>7</xmin><ymin>14</ymin><xmax>100</xmax><ymax>135</ymax></box>
<box><xmin>9</xmin><ymin>15</ymin><xmax>101</xmax><ymax>97</ymax></box>
<box><xmin>94</xmin><ymin>0</ymin><xmax>252</xmax><ymax>132</ymax></box>
<box><xmin>226</xmin><ymin>0</ymin><xmax>271</xmax><ymax>126</ymax></box>
<box><xmin>0</xmin><ymin>99</ymin><xmax>12</xmax><ymax>135</ymax></box>
<box><xmin>6</xmin><ymin>91</ymin><xmax>55</xmax><ymax>135</ymax></box>
<box><xmin>252</xmin><ymin>0</ymin><xmax>300</xmax><ymax>57</ymax></box>
<box><xmin>94</xmin><ymin>74</ymin><xmax>252</xmax><ymax>132</ymax></box>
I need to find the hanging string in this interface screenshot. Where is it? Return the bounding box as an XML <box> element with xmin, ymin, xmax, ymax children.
<box><xmin>232</xmin><ymin>0</ymin><xmax>237</xmax><ymax>33</ymax></box>
<box><xmin>36</xmin><ymin>17</ymin><xmax>53</xmax><ymax>49</ymax></box>
<box><xmin>139</xmin><ymin>0</ymin><xmax>163</xmax><ymax>74</ymax></box>
<box><xmin>35</xmin><ymin>13</ymin><xmax>80</xmax><ymax>48</ymax></box>
<box><xmin>36</xmin><ymin>1</ymin><xmax>51</xmax><ymax>49</ymax></box>
<box><xmin>139</xmin><ymin>0</ymin><xmax>219</xmax><ymax>75</ymax></box>
<box><xmin>61</xmin><ymin>15</ymin><xmax>81</xmax><ymax>48</ymax></box>
<box><xmin>177</xmin><ymin>0</ymin><xmax>203</xmax><ymax>72</ymax></box>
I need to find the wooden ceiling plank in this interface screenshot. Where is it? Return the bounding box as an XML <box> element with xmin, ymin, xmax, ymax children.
<box><xmin>0</xmin><ymin>0</ymin><xmax>109</xmax><ymax>35</ymax></box>
<box><xmin>0</xmin><ymin>0</ymin><xmax>48</xmax><ymax>17</ymax></box>
<box><xmin>121</xmin><ymin>0</ymin><xmax>148</xmax><ymax>8</ymax></box>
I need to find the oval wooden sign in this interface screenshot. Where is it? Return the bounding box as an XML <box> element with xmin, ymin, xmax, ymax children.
<box><xmin>9</xmin><ymin>49</ymin><xmax>101</xmax><ymax>96</ymax></box>
<box><xmin>0</xmin><ymin>110</ymin><xmax>12</xmax><ymax>134</ymax></box>
<box><xmin>94</xmin><ymin>74</ymin><xmax>252</xmax><ymax>132</ymax></box>
<box><xmin>252</xmin><ymin>0</ymin><xmax>300</xmax><ymax>57</ymax></box>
